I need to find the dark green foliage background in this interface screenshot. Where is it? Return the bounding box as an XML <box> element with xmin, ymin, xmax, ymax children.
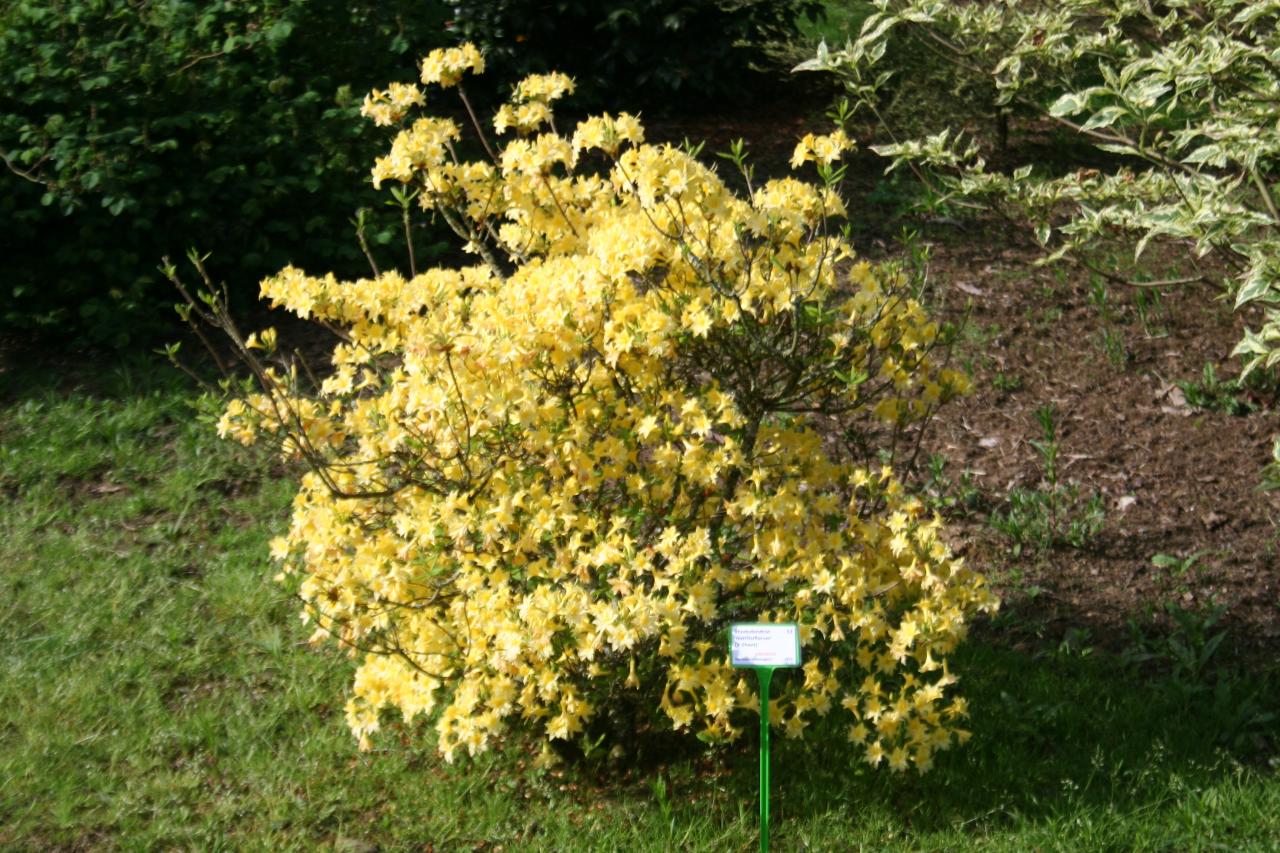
<box><xmin>0</xmin><ymin>0</ymin><xmax>820</xmax><ymax>347</ymax></box>
<box><xmin>449</xmin><ymin>0</ymin><xmax>822</xmax><ymax>109</ymax></box>
<box><xmin>0</xmin><ymin>0</ymin><xmax>453</xmax><ymax>346</ymax></box>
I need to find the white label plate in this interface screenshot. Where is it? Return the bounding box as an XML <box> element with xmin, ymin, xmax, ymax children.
<box><xmin>730</xmin><ymin>623</ymin><xmax>800</xmax><ymax>668</ymax></box>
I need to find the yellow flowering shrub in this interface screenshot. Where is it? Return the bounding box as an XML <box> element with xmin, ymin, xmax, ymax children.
<box><xmin>217</xmin><ymin>44</ymin><xmax>997</xmax><ymax>771</ymax></box>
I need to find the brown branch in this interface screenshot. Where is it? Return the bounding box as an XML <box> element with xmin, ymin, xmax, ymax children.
<box><xmin>456</xmin><ymin>83</ymin><xmax>499</xmax><ymax>164</ymax></box>
<box><xmin>1075</xmin><ymin>255</ymin><xmax>1210</xmax><ymax>289</ymax></box>
<box><xmin>1</xmin><ymin>150</ymin><xmax>49</xmax><ymax>185</ymax></box>
<box><xmin>170</xmin><ymin>50</ymin><xmax>227</xmax><ymax>76</ymax></box>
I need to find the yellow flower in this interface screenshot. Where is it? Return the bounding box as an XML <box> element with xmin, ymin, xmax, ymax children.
<box><xmin>420</xmin><ymin>43</ymin><xmax>485</xmax><ymax>88</ymax></box>
<box><xmin>514</xmin><ymin>72</ymin><xmax>575</xmax><ymax>104</ymax></box>
<box><xmin>790</xmin><ymin>130</ymin><xmax>853</xmax><ymax>169</ymax></box>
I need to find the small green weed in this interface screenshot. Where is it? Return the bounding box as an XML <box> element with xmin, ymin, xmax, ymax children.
<box><xmin>1037</xmin><ymin>626</ymin><xmax>1095</xmax><ymax>662</ymax></box>
<box><xmin>1151</xmin><ymin>550</ymin><xmax>1209</xmax><ymax>579</ymax></box>
<box><xmin>1085</xmin><ymin>276</ymin><xmax>1132</xmax><ymax>367</ymax></box>
<box><xmin>1176</xmin><ymin>363</ymin><xmax>1256</xmax><ymax>416</ymax></box>
<box><xmin>1132</xmin><ymin>286</ymin><xmax>1168</xmax><ymax>338</ymax></box>
<box><xmin>1125</xmin><ymin>603</ymin><xmax>1227</xmax><ymax>697</ymax></box>
<box><xmin>1161</xmin><ymin>604</ymin><xmax>1228</xmax><ymax>693</ymax></box>
<box><xmin>1039</xmin><ymin>267</ymin><xmax>1069</xmax><ymax>300</ymax></box>
<box><xmin>992</xmin><ymin>372</ymin><xmax>1023</xmax><ymax>393</ymax></box>
<box><xmin>1096</xmin><ymin>326</ymin><xmax>1129</xmax><ymax>369</ymax></box>
<box><xmin>989</xmin><ymin>405</ymin><xmax>1105</xmax><ymax>554</ymax></box>
<box><xmin>1030</xmin><ymin>304</ymin><xmax>1064</xmax><ymax>330</ymax></box>
<box><xmin>1261</xmin><ymin>437</ymin><xmax>1280</xmax><ymax>492</ymax></box>
<box><xmin>1088</xmin><ymin>275</ymin><xmax>1113</xmax><ymax>322</ymax></box>
<box><xmin>922</xmin><ymin>453</ymin><xmax>984</xmax><ymax>515</ymax></box>
<box><xmin>960</xmin><ymin>320</ymin><xmax>1001</xmax><ymax>348</ymax></box>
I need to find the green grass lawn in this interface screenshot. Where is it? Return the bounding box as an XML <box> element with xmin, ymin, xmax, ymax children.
<box><xmin>1</xmin><ymin>357</ymin><xmax>1277</xmax><ymax>850</ymax></box>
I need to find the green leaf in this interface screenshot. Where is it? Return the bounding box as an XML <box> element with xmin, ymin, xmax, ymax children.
<box><xmin>1234</xmin><ymin>2</ymin><xmax>1280</xmax><ymax>26</ymax></box>
<box><xmin>1235</xmin><ymin>270</ymin><xmax>1274</xmax><ymax>309</ymax></box>
<box><xmin>858</xmin><ymin>13</ymin><xmax>895</xmax><ymax>46</ymax></box>
<box><xmin>1079</xmin><ymin>105</ymin><xmax>1126</xmax><ymax>133</ymax></box>
<box><xmin>1048</xmin><ymin>92</ymin><xmax>1087</xmax><ymax>118</ymax></box>
<box><xmin>1095</xmin><ymin>143</ymin><xmax>1139</xmax><ymax>156</ymax></box>
<box><xmin>1128</xmin><ymin>78</ymin><xmax>1170</xmax><ymax>107</ymax></box>
<box><xmin>1182</xmin><ymin>144</ymin><xmax>1222</xmax><ymax>165</ymax></box>
<box><xmin>266</xmin><ymin>20</ymin><xmax>295</xmax><ymax>45</ymax></box>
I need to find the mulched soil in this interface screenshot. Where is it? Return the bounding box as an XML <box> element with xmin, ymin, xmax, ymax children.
<box><xmin>919</xmin><ymin>226</ymin><xmax>1280</xmax><ymax>658</ymax></box>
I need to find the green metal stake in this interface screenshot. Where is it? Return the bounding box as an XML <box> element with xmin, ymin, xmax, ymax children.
<box><xmin>758</xmin><ymin>666</ymin><xmax>773</xmax><ymax>853</ymax></box>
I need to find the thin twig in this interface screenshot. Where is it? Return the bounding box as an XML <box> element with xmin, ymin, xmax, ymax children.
<box><xmin>1252</xmin><ymin>167</ymin><xmax>1280</xmax><ymax>225</ymax></box>
<box><xmin>457</xmin><ymin>84</ymin><xmax>499</xmax><ymax>164</ymax></box>
<box><xmin>354</xmin><ymin>214</ymin><xmax>381</xmax><ymax>277</ymax></box>
<box><xmin>438</xmin><ymin>205</ymin><xmax>509</xmax><ymax>280</ymax></box>
<box><xmin>1076</xmin><ymin>255</ymin><xmax>1209</xmax><ymax>289</ymax></box>
<box><xmin>0</xmin><ymin>150</ymin><xmax>48</xmax><ymax>185</ymax></box>
<box><xmin>403</xmin><ymin>203</ymin><xmax>417</xmax><ymax>276</ymax></box>
<box><xmin>171</xmin><ymin>50</ymin><xmax>227</xmax><ymax>76</ymax></box>
<box><xmin>539</xmin><ymin>173</ymin><xmax>580</xmax><ymax>238</ymax></box>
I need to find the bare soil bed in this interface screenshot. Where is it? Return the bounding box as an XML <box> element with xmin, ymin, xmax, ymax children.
<box><xmin>920</xmin><ymin>225</ymin><xmax>1280</xmax><ymax>657</ymax></box>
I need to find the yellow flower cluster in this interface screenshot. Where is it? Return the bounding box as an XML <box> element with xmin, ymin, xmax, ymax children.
<box><xmin>790</xmin><ymin>129</ymin><xmax>854</xmax><ymax>168</ymax></box>
<box><xmin>419</xmin><ymin>43</ymin><xmax>485</xmax><ymax>88</ymax></box>
<box><xmin>571</xmin><ymin>113</ymin><xmax>644</xmax><ymax>157</ymax></box>
<box><xmin>494</xmin><ymin>73</ymin><xmax>575</xmax><ymax>136</ymax></box>
<box><xmin>514</xmin><ymin>72</ymin><xmax>575</xmax><ymax>104</ymax></box>
<box><xmin>226</xmin><ymin>48</ymin><xmax>996</xmax><ymax>770</ymax></box>
<box><xmin>360</xmin><ymin>82</ymin><xmax>426</xmax><ymax>127</ymax></box>
<box><xmin>371</xmin><ymin>117</ymin><xmax>461</xmax><ymax>189</ymax></box>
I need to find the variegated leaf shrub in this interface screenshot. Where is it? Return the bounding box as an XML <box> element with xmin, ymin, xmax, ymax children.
<box><xmin>800</xmin><ymin>0</ymin><xmax>1280</xmax><ymax>472</ymax></box>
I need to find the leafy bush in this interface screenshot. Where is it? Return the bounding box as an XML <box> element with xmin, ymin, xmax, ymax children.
<box><xmin>193</xmin><ymin>45</ymin><xmax>997</xmax><ymax>770</ymax></box>
<box><xmin>801</xmin><ymin>1</ymin><xmax>1016</xmax><ymax>148</ymax></box>
<box><xmin>0</xmin><ymin>0</ymin><xmax>452</xmax><ymax>345</ymax></box>
<box><xmin>447</xmin><ymin>0</ymin><xmax>822</xmax><ymax>109</ymax></box>
<box><xmin>800</xmin><ymin>0</ymin><xmax>1280</xmax><ymax>478</ymax></box>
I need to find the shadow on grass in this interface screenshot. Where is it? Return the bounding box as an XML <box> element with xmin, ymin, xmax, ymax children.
<box><xmin>723</xmin><ymin>611</ymin><xmax>1279</xmax><ymax>839</ymax></box>
<box><xmin>0</xmin><ymin>344</ymin><xmax>194</xmax><ymax>405</ymax></box>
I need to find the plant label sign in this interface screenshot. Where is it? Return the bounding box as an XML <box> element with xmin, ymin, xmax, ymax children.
<box><xmin>730</xmin><ymin>623</ymin><xmax>800</xmax><ymax>852</ymax></box>
<box><xmin>730</xmin><ymin>622</ymin><xmax>800</xmax><ymax>668</ymax></box>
